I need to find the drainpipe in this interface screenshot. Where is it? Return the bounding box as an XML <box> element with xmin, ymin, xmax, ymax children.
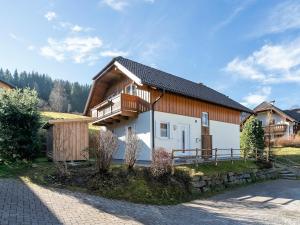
<box><xmin>151</xmin><ymin>89</ymin><xmax>165</xmax><ymax>157</ymax></box>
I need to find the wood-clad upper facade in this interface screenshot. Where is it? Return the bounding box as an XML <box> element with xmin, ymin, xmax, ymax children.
<box><xmin>86</xmin><ymin>66</ymin><xmax>241</xmax><ymax>125</ymax></box>
<box><xmin>0</xmin><ymin>80</ymin><xmax>14</xmax><ymax>90</ymax></box>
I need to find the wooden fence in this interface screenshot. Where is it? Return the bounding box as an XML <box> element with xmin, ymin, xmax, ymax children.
<box><xmin>171</xmin><ymin>148</ymin><xmax>264</xmax><ymax>166</ymax></box>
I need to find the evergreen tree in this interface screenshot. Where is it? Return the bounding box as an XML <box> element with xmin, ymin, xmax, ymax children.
<box><xmin>241</xmin><ymin>116</ymin><xmax>265</xmax><ymax>157</ymax></box>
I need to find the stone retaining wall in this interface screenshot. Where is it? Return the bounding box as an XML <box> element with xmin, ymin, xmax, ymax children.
<box><xmin>191</xmin><ymin>168</ymin><xmax>279</xmax><ymax>193</ymax></box>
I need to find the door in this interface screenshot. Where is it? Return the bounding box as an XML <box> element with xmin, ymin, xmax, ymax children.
<box><xmin>176</xmin><ymin>124</ymin><xmax>190</xmax><ymax>156</ymax></box>
<box><xmin>202</xmin><ymin>135</ymin><xmax>212</xmax><ymax>159</ymax></box>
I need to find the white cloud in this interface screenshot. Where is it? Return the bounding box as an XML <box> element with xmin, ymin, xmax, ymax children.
<box><xmin>100</xmin><ymin>50</ymin><xmax>129</xmax><ymax>57</ymax></box>
<box><xmin>9</xmin><ymin>33</ymin><xmax>19</xmax><ymax>41</ymax></box>
<box><xmin>44</xmin><ymin>11</ymin><xmax>57</xmax><ymax>21</ymax></box>
<box><xmin>40</xmin><ymin>36</ymin><xmax>103</xmax><ymax>64</ymax></box>
<box><xmin>71</xmin><ymin>25</ymin><xmax>83</xmax><ymax>32</ymax></box>
<box><xmin>101</xmin><ymin>0</ymin><xmax>129</xmax><ymax>11</ymax></box>
<box><xmin>265</xmin><ymin>1</ymin><xmax>300</xmax><ymax>34</ymax></box>
<box><xmin>225</xmin><ymin>38</ymin><xmax>300</xmax><ymax>84</ymax></box>
<box><xmin>27</xmin><ymin>45</ymin><xmax>36</xmax><ymax>51</ymax></box>
<box><xmin>100</xmin><ymin>0</ymin><xmax>154</xmax><ymax>11</ymax></box>
<box><xmin>212</xmin><ymin>1</ymin><xmax>252</xmax><ymax>33</ymax></box>
<box><xmin>242</xmin><ymin>87</ymin><xmax>271</xmax><ymax>107</ymax></box>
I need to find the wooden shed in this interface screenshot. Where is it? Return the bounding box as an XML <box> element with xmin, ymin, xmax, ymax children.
<box><xmin>43</xmin><ymin>118</ymin><xmax>93</xmax><ymax>161</ymax></box>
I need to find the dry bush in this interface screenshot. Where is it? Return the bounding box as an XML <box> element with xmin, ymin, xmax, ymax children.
<box><xmin>274</xmin><ymin>136</ymin><xmax>300</xmax><ymax>147</ymax></box>
<box><xmin>124</xmin><ymin>131</ymin><xmax>140</xmax><ymax>170</ymax></box>
<box><xmin>92</xmin><ymin>130</ymin><xmax>118</xmax><ymax>173</ymax></box>
<box><xmin>150</xmin><ymin>147</ymin><xmax>172</xmax><ymax>178</ymax></box>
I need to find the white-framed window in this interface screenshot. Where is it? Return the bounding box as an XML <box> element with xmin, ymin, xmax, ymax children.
<box><xmin>125</xmin><ymin>84</ymin><xmax>137</xmax><ymax>95</ymax></box>
<box><xmin>202</xmin><ymin>112</ymin><xmax>209</xmax><ymax>127</ymax></box>
<box><xmin>160</xmin><ymin>122</ymin><xmax>169</xmax><ymax>138</ymax></box>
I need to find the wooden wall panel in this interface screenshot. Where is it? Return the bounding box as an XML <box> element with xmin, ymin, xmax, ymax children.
<box><xmin>150</xmin><ymin>89</ymin><xmax>241</xmax><ymax>125</ymax></box>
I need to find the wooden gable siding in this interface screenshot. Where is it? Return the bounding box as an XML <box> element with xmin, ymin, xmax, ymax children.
<box><xmin>150</xmin><ymin>89</ymin><xmax>240</xmax><ymax>125</ymax></box>
<box><xmin>0</xmin><ymin>81</ymin><xmax>12</xmax><ymax>90</ymax></box>
<box><xmin>104</xmin><ymin>76</ymin><xmax>131</xmax><ymax>99</ymax></box>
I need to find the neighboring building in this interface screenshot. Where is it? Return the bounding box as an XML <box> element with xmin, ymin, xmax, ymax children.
<box><xmin>0</xmin><ymin>79</ymin><xmax>14</xmax><ymax>90</ymax></box>
<box><xmin>84</xmin><ymin>57</ymin><xmax>252</xmax><ymax>161</ymax></box>
<box><xmin>252</xmin><ymin>102</ymin><xmax>300</xmax><ymax>140</ymax></box>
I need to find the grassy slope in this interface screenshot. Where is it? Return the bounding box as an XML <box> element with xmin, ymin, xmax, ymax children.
<box><xmin>178</xmin><ymin>160</ymin><xmax>258</xmax><ymax>176</ymax></box>
<box><xmin>40</xmin><ymin>111</ymin><xmax>99</xmax><ymax>131</ymax></box>
<box><xmin>271</xmin><ymin>147</ymin><xmax>300</xmax><ymax>164</ymax></box>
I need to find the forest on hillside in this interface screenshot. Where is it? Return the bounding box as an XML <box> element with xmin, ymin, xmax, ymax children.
<box><xmin>0</xmin><ymin>68</ymin><xmax>91</xmax><ymax>113</ymax></box>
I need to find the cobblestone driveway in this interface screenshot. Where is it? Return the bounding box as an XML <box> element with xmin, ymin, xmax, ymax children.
<box><xmin>0</xmin><ymin>179</ymin><xmax>299</xmax><ymax>225</ymax></box>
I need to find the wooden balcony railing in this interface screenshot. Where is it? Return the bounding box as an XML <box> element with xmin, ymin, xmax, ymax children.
<box><xmin>91</xmin><ymin>93</ymin><xmax>150</xmax><ymax>125</ymax></box>
<box><xmin>263</xmin><ymin>124</ymin><xmax>287</xmax><ymax>133</ymax></box>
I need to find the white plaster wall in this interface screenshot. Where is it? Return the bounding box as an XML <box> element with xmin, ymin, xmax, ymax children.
<box><xmin>153</xmin><ymin>111</ymin><xmax>202</xmax><ymax>154</ymax></box>
<box><xmin>108</xmin><ymin>111</ymin><xmax>151</xmax><ymax>161</ymax></box>
<box><xmin>210</xmin><ymin>120</ymin><xmax>240</xmax><ymax>157</ymax></box>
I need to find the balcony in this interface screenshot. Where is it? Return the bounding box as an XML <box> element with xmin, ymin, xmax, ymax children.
<box><xmin>91</xmin><ymin>93</ymin><xmax>150</xmax><ymax>126</ymax></box>
<box><xmin>263</xmin><ymin>124</ymin><xmax>287</xmax><ymax>134</ymax></box>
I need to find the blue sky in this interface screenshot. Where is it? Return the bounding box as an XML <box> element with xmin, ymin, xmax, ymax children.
<box><xmin>1</xmin><ymin>0</ymin><xmax>300</xmax><ymax>110</ymax></box>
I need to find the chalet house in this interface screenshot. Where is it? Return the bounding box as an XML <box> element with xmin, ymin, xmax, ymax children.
<box><xmin>84</xmin><ymin>57</ymin><xmax>252</xmax><ymax>161</ymax></box>
<box><xmin>0</xmin><ymin>79</ymin><xmax>14</xmax><ymax>90</ymax></box>
<box><xmin>253</xmin><ymin>102</ymin><xmax>300</xmax><ymax>140</ymax></box>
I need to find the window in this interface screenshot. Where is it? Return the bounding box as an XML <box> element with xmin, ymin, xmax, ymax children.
<box><xmin>125</xmin><ymin>84</ymin><xmax>137</xmax><ymax>95</ymax></box>
<box><xmin>202</xmin><ymin>112</ymin><xmax>209</xmax><ymax>127</ymax></box>
<box><xmin>160</xmin><ymin>123</ymin><xmax>169</xmax><ymax>138</ymax></box>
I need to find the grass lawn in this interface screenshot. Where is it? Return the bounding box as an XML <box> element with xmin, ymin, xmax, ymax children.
<box><xmin>177</xmin><ymin>160</ymin><xmax>259</xmax><ymax>177</ymax></box>
<box><xmin>40</xmin><ymin>111</ymin><xmax>99</xmax><ymax>131</ymax></box>
<box><xmin>271</xmin><ymin>147</ymin><xmax>300</xmax><ymax>165</ymax></box>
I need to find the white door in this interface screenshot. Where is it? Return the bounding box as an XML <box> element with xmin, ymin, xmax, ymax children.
<box><xmin>176</xmin><ymin>124</ymin><xmax>190</xmax><ymax>156</ymax></box>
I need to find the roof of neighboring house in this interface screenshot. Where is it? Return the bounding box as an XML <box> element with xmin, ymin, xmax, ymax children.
<box><xmin>90</xmin><ymin>56</ymin><xmax>252</xmax><ymax>113</ymax></box>
<box><xmin>253</xmin><ymin>101</ymin><xmax>300</xmax><ymax>122</ymax></box>
<box><xmin>284</xmin><ymin>109</ymin><xmax>300</xmax><ymax>122</ymax></box>
<box><xmin>0</xmin><ymin>79</ymin><xmax>14</xmax><ymax>89</ymax></box>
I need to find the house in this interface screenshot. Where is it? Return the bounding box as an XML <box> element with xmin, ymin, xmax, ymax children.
<box><xmin>252</xmin><ymin>102</ymin><xmax>300</xmax><ymax>141</ymax></box>
<box><xmin>84</xmin><ymin>57</ymin><xmax>252</xmax><ymax>161</ymax></box>
<box><xmin>0</xmin><ymin>79</ymin><xmax>14</xmax><ymax>90</ymax></box>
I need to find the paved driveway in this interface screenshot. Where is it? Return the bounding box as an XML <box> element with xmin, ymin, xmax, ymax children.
<box><xmin>0</xmin><ymin>179</ymin><xmax>299</xmax><ymax>225</ymax></box>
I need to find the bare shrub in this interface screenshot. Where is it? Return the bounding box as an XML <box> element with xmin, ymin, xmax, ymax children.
<box><xmin>124</xmin><ymin>130</ymin><xmax>140</xmax><ymax>170</ymax></box>
<box><xmin>150</xmin><ymin>147</ymin><xmax>172</xmax><ymax>178</ymax></box>
<box><xmin>274</xmin><ymin>136</ymin><xmax>300</xmax><ymax>147</ymax></box>
<box><xmin>92</xmin><ymin>130</ymin><xmax>118</xmax><ymax>173</ymax></box>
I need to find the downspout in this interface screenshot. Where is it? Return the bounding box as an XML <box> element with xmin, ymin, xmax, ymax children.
<box><xmin>151</xmin><ymin>89</ymin><xmax>165</xmax><ymax>156</ymax></box>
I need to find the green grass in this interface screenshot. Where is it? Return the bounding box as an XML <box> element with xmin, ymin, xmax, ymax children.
<box><xmin>177</xmin><ymin>160</ymin><xmax>258</xmax><ymax>177</ymax></box>
<box><xmin>271</xmin><ymin>147</ymin><xmax>300</xmax><ymax>164</ymax></box>
<box><xmin>40</xmin><ymin>111</ymin><xmax>100</xmax><ymax>131</ymax></box>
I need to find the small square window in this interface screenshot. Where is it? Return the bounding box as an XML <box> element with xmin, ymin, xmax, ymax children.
<box><xmin>160</xmin><ymin>123</ymin><xmax>169</xmax><ymax>138</ymax></box>
<box><xmin>202</xmin><ymin>112</ymin><xmax>209</xmax><ymax>127</ymax></box>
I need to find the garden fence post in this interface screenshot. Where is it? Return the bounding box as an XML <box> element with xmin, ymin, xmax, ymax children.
<box><xmin>215</xmin><ymin>148</ymin><xmax>218</xmax><ymax>166</ymax></box>
<box><xmin>255</xmin><ymin>148</ymin><xmax>258</xmax><ymax>161</ymax></box>
<box><xmin>231</xmin><ymin>148</ymin><xmax>233</xmax><ymax>164</ymax></box>
<box><xmin>171</xmin><ymin>150</ymin><xmax>175</xmax><ymax>175</ymax></box>
<box><xmin>195</xmin><ymin>148</ymin><xmax>199</xmax><ymax>166</ymax></box>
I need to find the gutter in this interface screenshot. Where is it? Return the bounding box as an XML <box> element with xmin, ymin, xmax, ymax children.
<box><xmin>151</xmin><ymin>89</ymin><xmax>165</xmax><ymax>156</ymax></box>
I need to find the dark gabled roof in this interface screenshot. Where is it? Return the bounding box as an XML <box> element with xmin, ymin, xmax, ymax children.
<box><xmin>93</xmin><ymin>56</ymin><xmax>252</xmax><ymax>113</ymax></box>
<box><xmin>284</xmin><ymin>109</ymin><xmax>300</xmax><ymax>122</ymax></box>
<box><xmin>254</xmin><ymin>101</ymin><xmax>299</xmax><ymax>122</ymax></box>
<box><xmin>0</xmin><ymin>79</ymin><xmax>14</xmax><ymax>89</ymax></box>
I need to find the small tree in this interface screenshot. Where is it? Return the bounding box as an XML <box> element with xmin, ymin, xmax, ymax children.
<box><xmin>93</xmin><ymin>130</ymin><xmax>118</xmax><ymax>173</ymax></box>
<box><xmin>49</xmin><ymin>81</ymin><xmax>69</xmax><ymax>112</ymax></box>
<box><xmin>0</xmin><ymin>88</ymin><xmax>41</xmax><ymax>161</ymax></box>
<box><xmin>124</xmin><ymin>130</ymin><xmax>140</xmax><ymax>170</ymax></box>
<box><xmin>241</xmin><ymin>116</ymin><xmax>264</xmax><ymax>158</ymax></box>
